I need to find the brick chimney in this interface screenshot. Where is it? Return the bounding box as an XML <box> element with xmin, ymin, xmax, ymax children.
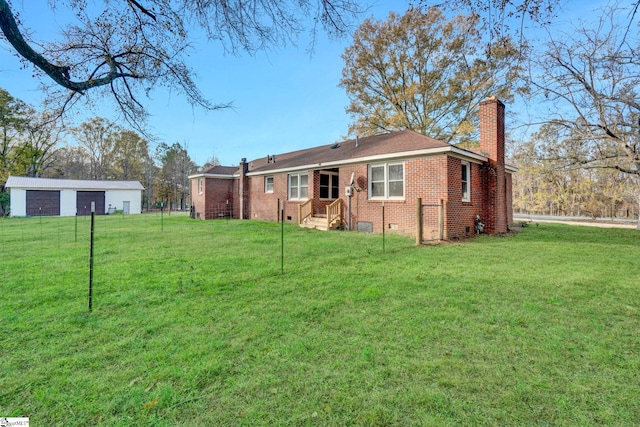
<box><xmin>479</xmin><ymin>97</ymin><xmax>507</xmax><ymax>233</ymax></box>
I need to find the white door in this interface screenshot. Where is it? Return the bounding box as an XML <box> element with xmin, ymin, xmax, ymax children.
<box><xmin>123</xmin><ymin>201</ymin><xmax>130</xmax><ymax>215</ymax></box>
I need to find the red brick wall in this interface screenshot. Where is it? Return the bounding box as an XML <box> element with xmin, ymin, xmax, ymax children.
<box><xmin>190</xmin><ymin>177</ymin><xmax>236</xmax><ymax>220</ymax></box>
<box><xmin>207</xmin><ymin>178</ymin><xmax>236</xmax><ymax>219</ymax></box>
<box><xmin>244</xmin><ymin>155</ymin><xmax>501</xmax><ymax>240</ymax></box>
<box><xmin>191</xmin><ymin>178</ymin><xmax>205</xmax><ymax>219</ymax></box>
<box><xmin>341</xmin><ymin>157</ymin><xmax>451</xmax><ymax>236</ymax></box>
<box><xmin>445</xmin><ymin>158</ymin><xmax>484</xmax><ymax>239</ymax></box>
<box><xmin>248</xmin><ymin>174</ymin><xmax>287</xmax><ymax>221</ymax></box>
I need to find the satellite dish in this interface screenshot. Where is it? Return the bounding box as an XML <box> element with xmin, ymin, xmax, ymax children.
<box><xmin>349</xmin><ymin>172</ymin><xmax>355</xmax><ymax>186</ymax></box>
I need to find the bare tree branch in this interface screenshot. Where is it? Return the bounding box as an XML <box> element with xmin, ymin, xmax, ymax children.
<box><xmin>1</xmin><ymin>0</ymin><xmax>362</xmax><ymax>129</ymax></box>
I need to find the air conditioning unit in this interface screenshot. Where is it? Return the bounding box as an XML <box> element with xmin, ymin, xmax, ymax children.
<box><xmin>345</xmin><ymin>186</ymin><xmax>353</xmax><ymax>196</ymax></box>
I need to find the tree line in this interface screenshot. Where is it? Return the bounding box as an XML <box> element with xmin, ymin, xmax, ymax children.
<box><xmin>510</xmin><ymin>125</ymin><xmax>639</xmax><ymax>219</ymax></box>
<box><xmin>1</xmin><ymin>1</ymin><xmax>639</xmax><ymax>225</ymax></box>
<box><xmin>0</xmin><ymin>87</ymin><xmax>219</xmax><ymax>215</ymax></box>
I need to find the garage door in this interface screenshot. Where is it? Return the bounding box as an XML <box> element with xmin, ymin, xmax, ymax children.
<box><xmin>76</xmin><ymin>191</ymin><xmax>106</xmax><ymax>216</ymax></box>
<box><xmin>26</xmin><ymin>190</ymin><xmax>60</xmax><ymax>216</ymax></box>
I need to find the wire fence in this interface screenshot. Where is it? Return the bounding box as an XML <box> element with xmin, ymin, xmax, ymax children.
<box><xmin>1</xmin><ymin>212</ymin><xmax>200</xmax><ymax>303</ymax></box>
<box><xmin>2</xmin><ymin>207</ymin><xmax>415</xmax><ymax>316</ymax></box>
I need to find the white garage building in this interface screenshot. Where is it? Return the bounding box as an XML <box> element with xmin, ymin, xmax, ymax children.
<box><xmin>5</xmin><ymin>176</ymin><xmax>144</xmax><ymax>217</ymax></box>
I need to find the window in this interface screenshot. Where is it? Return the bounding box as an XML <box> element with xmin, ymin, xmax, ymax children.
<box><xmin>198</xmin><ymin>178</ymin><xmax>203</xmax><ymax>195</ymax></box>
<box><xmin>368</xmin><ymin>162</ymin><xmax>404</xmax><ymax>199</ymax></box>
<box><xmin>461</xmin><ymin>161</ymin><xmax>470</xmax><ymax>202</ymax></box>
<box><xmin>288</xmin><ymin>172</ymin><xmax>308</xmax><ymax>200</ymax></box>
<box><xmin>265</xmin><ymin>176</ymin><xmax>274</xmax><ymax>193</ymax></box>
<box><xmin>319</xmin><ymin>172</ymin><xmax>339</xmax><ymax>200</ymax></box>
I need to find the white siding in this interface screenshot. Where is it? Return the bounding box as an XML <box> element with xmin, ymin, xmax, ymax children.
<box><xmin>9</xmin><ymin>187</ymin><xmax>143</xmax><ymax>216</ymax></box>
<box><xmin>9</xmin><ymin>189</ymin><xmax>26</xmax><ymax>216</ymax></box>
<box><xmin>106</xmin><ymin>190</ymin><xmax>142</xmax><ymax>214</ymax></box>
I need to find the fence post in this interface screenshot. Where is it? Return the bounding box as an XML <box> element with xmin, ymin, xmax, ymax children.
<box><xmin>416</xmin><ymin>198</ymin><xmax>422</xmax><ymax>245</ymax></box>
<box><xmin>439</xmin><ymin>199</ymin><xmax>445</xmax><ymax>241</ymax></box>
<box><xmin>382</xmin><ymin>201</ymin><xmax>385</xmax><ymax>252</ymax></box>
<box><xmin>89</xmin><ymin>201</ymin><xmax>95</xmax><ymax>311</ymax></box>
<box><xmin>281</xmin><ymin>200</ymin><xmax>285</xmax><ymax>273</ymax></box>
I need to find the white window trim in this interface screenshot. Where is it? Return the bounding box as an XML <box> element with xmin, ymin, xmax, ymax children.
<box><xmin>288</xmin><ymin>172</ymin><xmax>309</xmax><ymax>201</ymax></box>
<box><xmin>265</xmin><ymin>176</ymin><xmax>274</xmax><ymax>193</ymax></box>
<box><xmin>319</xmin><ymin>171</ymin><xmax>339</xmax><ymax>201</ymax></box>
<box><xmin>368</xmin><ymin>162</ymin><xmax>405</xmax><ymax>200</ymax></box>
<box><xmin>461</xmin><ymin>161</ymin><xmax>470</xmax><ymax>202</ymax></box>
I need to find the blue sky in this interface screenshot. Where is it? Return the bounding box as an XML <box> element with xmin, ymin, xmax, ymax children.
<box><xmin>0</xmin><ymin>0</ymin><xmax>413</xmax><ymax>167</ymax></box>
<box><xmin>0</xmin><ymin>0</ymin><xmax>609</xmax><ymax>168</ymax></box>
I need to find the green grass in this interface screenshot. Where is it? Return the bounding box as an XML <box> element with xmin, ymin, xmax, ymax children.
<box><xmin>1</xmin><ymin>214</ymin><xmax>639</xmax><ymax>426</ymax></box>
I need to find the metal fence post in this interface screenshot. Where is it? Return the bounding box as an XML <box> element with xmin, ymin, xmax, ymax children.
<box><xmin>89</xmin><ymin>202</ymin><xmax>95</xmax><ymax>311</ymax></box>
<box><xmin>416</xmin><ymin>198</ymin><xmax>422</xmax><ymax>245</ymax></box>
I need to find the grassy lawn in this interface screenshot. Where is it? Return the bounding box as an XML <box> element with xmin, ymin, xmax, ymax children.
<box><xmin>1</xmin><ymin>214</ymin><xmax>639</xmax><ymax>426</ymax></box>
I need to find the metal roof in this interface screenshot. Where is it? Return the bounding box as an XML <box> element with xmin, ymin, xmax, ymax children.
<box><xmin>5</xmin><ymin>176</ymin><xmax>145</xmax><ymax>191</ymax></box>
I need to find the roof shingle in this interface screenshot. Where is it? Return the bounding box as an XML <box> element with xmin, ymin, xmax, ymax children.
<box><xmin>248</xmin><ymin>130</ymin><xmax>450</xmax><ymax>173</ymax></box>
<box><xmin>202</xmin><ymin>165</ymin><xmax>239</xmax><ymax>175</ymax></box>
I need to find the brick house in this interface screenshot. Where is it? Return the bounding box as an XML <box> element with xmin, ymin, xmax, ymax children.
<box><xmin>189</xmin><ymin>97</ymin><xmax>515</xmax><ymax>241</ymax></box>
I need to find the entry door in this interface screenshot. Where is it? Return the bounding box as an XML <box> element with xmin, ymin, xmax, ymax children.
<box><xmin>123</xmin><ymin>201</ymin><xmax>130</xmax><ymax>214</ymax></box>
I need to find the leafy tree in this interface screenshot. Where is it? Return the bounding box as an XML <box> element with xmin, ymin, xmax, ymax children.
<box><xmin>512</xmin><ymin>124</ymin><xmax>590</xmax><ymax>216</ymax></box>
<box><xmin>71</xmin><ymin>117</ymin><xmax>116</xmax><ymax>180</ymax></box>
<box><xmin>11</xmin><ymin>111</ymin><xmax>63</xmax><ymax>177</ymax></box>
<box><xmin>0</xmin><ymin>0</ymin><xmax>362</xmax><ymax>127</ymax></box>
<box><xmin>0</xmin><ymin>88</ymin><xmax>28</xmax><ymax>185</ymax></box>
<box><xmin>141</xmin><ymin>154</ymin><xmax>158</xmax><ymax>211</ymax></box>
<box><xmin>48</xmin><ymin>144</ymin><xmax>91</xmax><ymax>179</ymax></box>
<box><xmin>340</xmin><ymin>7</ymin><xmax>522</xmax><ymax>143</ymax></box>
<box><xmin>415</xmin><ymin>0</ymin><xmax>562</xmax><ymax>44</ymax></box>
<box><xmin>511</xmin><ymin>122</ymin><xmax>639</xmax><ymax>220</ymax></box>
<box><xmin>155</xmin><ymin>142</ymin><xmax>197</xmax><ymax>211</ymax></box>
<box><xmin>0</xmin><ymin>88</ymin><xmax>30</xmax><ymax>214</ymax></box>
<box><xmin>108</xmin><ymin>130</ymin><xmax>151</xmax><ymax>181</ymax></box>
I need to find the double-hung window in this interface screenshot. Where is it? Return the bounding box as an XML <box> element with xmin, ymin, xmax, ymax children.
<box><xmin>288</xmin><ymin>172</ymin><xmax>308</xmax><ymax>200</ymax></box>
<box><xmin>265</xmin><ymin>176</ymin><xmax>274</xmax><ymax>193</ymax></box>
<box><xmin>461</xmin><ymin>161</ymin><xmax>470</xmax><ymax>202</ymax></box>
<box><xmin>198</xmin><ymin>178</ymin><xmax>203</xmax><ymax>195</ymax></box>
<box><xmin>369</xmin><ymin>162</ymin><xmax>404</xmax><ymax>199</ymax></box>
